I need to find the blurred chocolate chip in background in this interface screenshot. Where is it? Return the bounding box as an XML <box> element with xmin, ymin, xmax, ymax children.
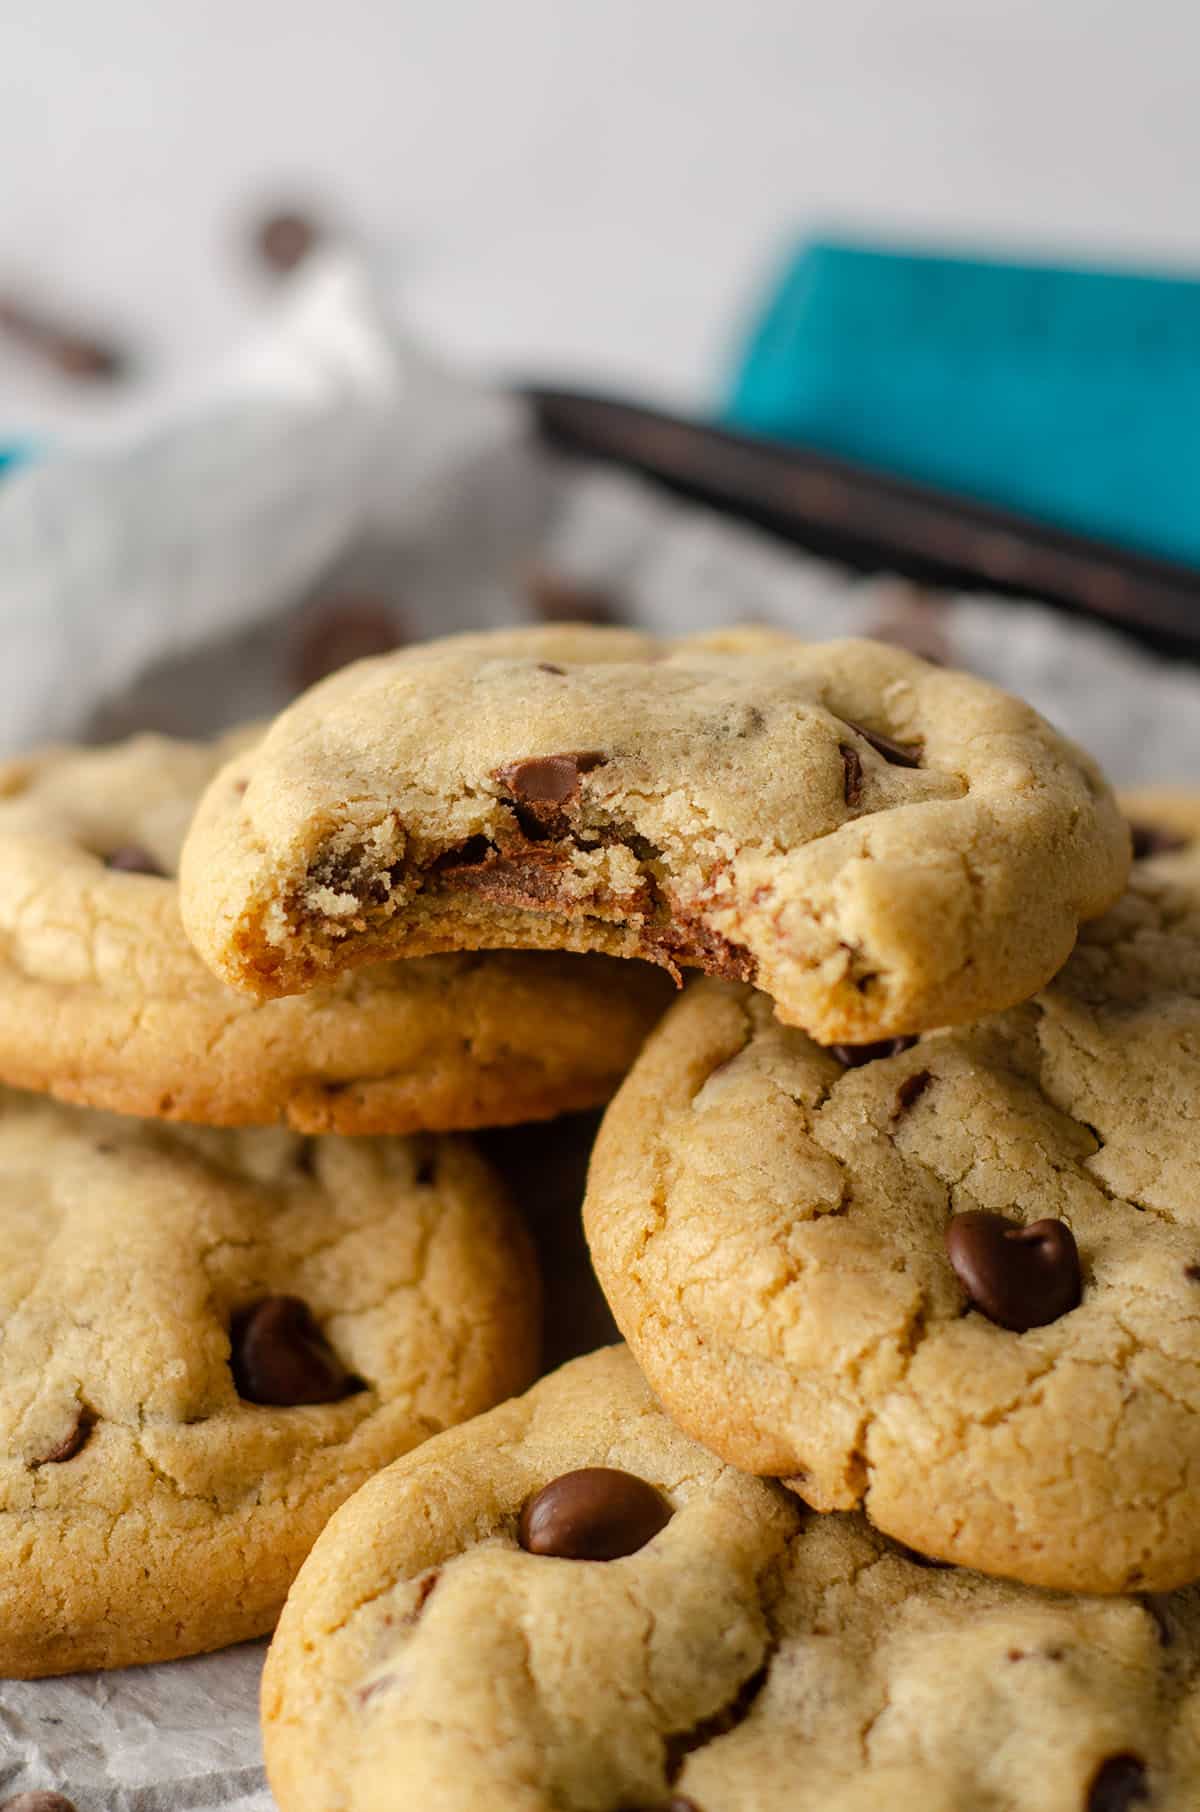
<box><xmin>478</xmin><ymin>1110</ymin><xmax>619</xmax><ymax>1370</ymax></box>
<box><xmin>525</xmin><ymin>564</ymin><xmax>625</xmax><ymax>626</ymax></box>
<box><xmin>253</xmin><ymin>207</ymin><xmax>324</xmax><ymax>275</ymax></box>
<box><xmin>0</xmin><ymin>292</ymin><xmax>127</xmax><ymax>383</ymax></box>
<box><xmin>865</xmin><ymin>580</ymin><xmax>952</xmax><ymax>667</ymax></box>
<box><xmin>290</xmin><ymin>594</ymin><xmax>407</xmax><ymax>693</ymax></box>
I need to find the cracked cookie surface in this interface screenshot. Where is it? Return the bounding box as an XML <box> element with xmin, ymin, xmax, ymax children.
<box><xmin>585</xmin><ymin>839</ymin><xmax>1200</xmax><ymax>1593</ymax></box>
<box><xmin>0</xmin><ymin>731</ymin><xmax>670</xmax><ymax>1131</ymax></box>
<box><xmin>178</xmin><ymin>625</ymin><xmax>1128</xmax><ymax>1044</ymax></box>
<box><xmin>262</xmin><ymin>1346</ymin><xmax>1200</xmax><ymax>1812</ymax></box>
<box><xmin>0</xmin><ymin>1088</ymin><xmax>539</xmax><ymax>1675</ymax></box>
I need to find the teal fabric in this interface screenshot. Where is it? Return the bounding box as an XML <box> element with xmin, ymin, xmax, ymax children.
<box><xmin>0</xmin><ymin>444</ymin><xmax>32</xmax><ymax>477</ymax></box>
<box><xmin>726</xmin><ymin>240</ymin><xmax>1200</xmax><ymax>567</ymax></box>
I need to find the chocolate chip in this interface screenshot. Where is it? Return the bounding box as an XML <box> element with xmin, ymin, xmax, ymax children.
<box><xmin>843</xmin><ymin>719</ymin><xmax>923</xmax><ymax>769</ymax></box>
<box><xmin>525</xmin><ymin>566</ymin><xmax>623</xmax><ymax>625</ymax></box>
<box><xmin>292</xmin><ymin>595</ymin><xmax>404</xmax><ymax>693</ymax></box>
<box><xmin>827</xmin><ymin>1037</ymin><xmax>918</xmax><ymax>1068</ymax></box>
<box><xmin>518</xmin><ymin>1467</ymin><xmax>671</xmax><ymax>1560</ymax></box>
<box><xmin>1086</xmin><ymin>1754</ymin><xmax>1149</xmax><ymax>1811</ymax></box>
<box><xmin>0</xmin><ymin>293</ymin><xmax>125</xmax><ymax>383</ymax></box>
<box><xmin>230</xmin><ymin>1296</ymin><xmax>362</xmax><ymax>1406</ymax></box>
<box><xmin>0</xmin><ymin>1795</ymin><xmax>80</xmax><ymax>1812</ymax></box>
<box><xmin>839</xmin><ymin>743</ymin><xmax>864</xmax><ymax>807</ymax></box>
<box><xmin>537</xmin><ymin>662</ymin><xmax>566</xmax><ymax>675</ymax></box>
<box><xmin>495</xmin><ymin>751</ymin><xmax>606</xmax><ymax>807</ymax></box>
<box><xmin>946</xmin><ymin>1211</ymin><xmax>1082</xmax><ymax>1332</ymax></box>
<box><xmin>34</xmin><ymin>1412</ymin><xmax>92</xmax><ymax>1467</ymax></box>
<box><xmin>894</xmin><ymin>1069</ymin><xmax>932</xmax><ymax>1113</ymax></box>
<box><xmin>255</xmin><ymin>210</ymin><xmax>321</xmax><ymax>273</ymax></box>
<box><xmin>1129</xmin><ymin>820</ymin><xmax>1188</xmax><ymax>861</ymax></box>
<box><xmin>1187</xmin><ymin>1264</ymin><xmax>1200</xmax><ymax>1283</ymax></box>
<box><xmin>869</xmin><ymin>591</ymin><xmax>951</xmax><ymax>667</ymax></box>
<box><xmin>104</xmin><ymin>844</ymin><xmax>165</xmax><ymax>877</ymax></box>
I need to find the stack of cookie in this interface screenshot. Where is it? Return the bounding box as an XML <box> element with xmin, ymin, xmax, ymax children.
<box><xmin>5</xmin><ymin>624</ymin><xmax>1198</xmax><ymax>1810</ymax></box>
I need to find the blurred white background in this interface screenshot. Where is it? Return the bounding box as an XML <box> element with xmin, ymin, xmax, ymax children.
<box><xmin>2</xmin><ymin>0</ymin><xmax>1198</xmax><ymax>432</ymax></box>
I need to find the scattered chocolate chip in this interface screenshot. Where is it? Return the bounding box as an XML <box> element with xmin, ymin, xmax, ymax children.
<box><xmin>518</xmin><ymin>1467</ymin><xmax>671</xmax><ymax>1560</ymax></box>
<box><xmin>869</xmin><ymin>591</ymin><xmax>951</xmax><ymax>667</ymax></box>
<box><xmin>255</xmin><ymin>210</ymin><xmax>321</xmax><ymax>273</ymax></box>
<box><xmin>827</xmin><ymin>1037</ymin><xmax>918</xmax><ymax>1068</ymax></box>
<box><xmin>230</xmin><ymin>1295</ymin><xmax>363</xmax><ymax>1406</ymax></box>
<box><xmin>839</xmin><ymin>743</ymin><xmax>864</xmax><ymax>807</ymax></box>
<box><xmin>495</xmin><ymin>751</ymin><xmax>606</xmax><ymax>808</ymax></box>
<box><xmin>843</xmin><ymin>719</ymin><xmax>923</xmax><ymax>769</ymax></box>
<box><xmin>104</xmin><ymin>844</ymin><xmax>165</xmax><ymax>877</ymax></box>
<box><xmin>894</xmin><ymin>1069</ymin><xmax>932</xmax><ymax>1114</ymax></box>
<box><xmin>1129</xmin><ymin>820</ymin><xmax>1188</xmax><ymax>861</ymax></box>
<box><xmin>0</xmin><ymin>293</ymin><xmax>126</xmax><ymax>383</ymax></box>
<box><xmin>946</xmin><ymin>1211</ymin><xmax>1082</xmax><ymax>1332</ymax></box>
<box><xmin>0</xmin><ymin>1796</ymin><xmax>80</xmax><ymax>1812</ymax></box>
<box><xmin>1086</xmin><ymin>1754</ymin><xmax>1149</xmax><ymax>1811</ymax></box>
<box><xmin>525</xmin><ymin>566</ymin><xmax>623</xmax><ymax>625</ymax></box>
<box><xmin>291</xmin><ymin>595</ymin><xmax>404</xmax><ymax>693</ymax></box>
<box><xmin>34</xmin><ymin>1412</ymin><xmax>92</xmax><ymax>1467</ymax></box>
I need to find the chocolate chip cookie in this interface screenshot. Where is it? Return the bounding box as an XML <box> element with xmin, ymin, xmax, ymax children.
<box><xmin>585</xmin><ymin>844</ymin><xmax>1200</xmax><ymax>1594</ymax></box>
<box><xmin>0</xmin><ymin>731</ymin><xmax>669</xmax><ymax>1130</ymax></box>
<box><xmin>178</xmin><ymin>625</ymin><xmax>1128</xmax><ymax>1045</ymax></box>
<box><xmin>0</xmin><ymin>1089</ymin><xmax>539</xmax><ymax>1675</ymax></box>
<box><xmin>262</xmin><ymin>1346</ymin><xmax>1200</xmax><ymax>1812</ymax></box>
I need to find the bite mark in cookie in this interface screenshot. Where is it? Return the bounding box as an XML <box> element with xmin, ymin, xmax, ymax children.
<box><xmin>180</xmin><ymin>626</ymin><xmax>1129</xmax><ymax>1045</ymax></box>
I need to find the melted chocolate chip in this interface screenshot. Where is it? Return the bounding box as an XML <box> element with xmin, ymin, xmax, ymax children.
<box><xmin>827</xmin><ymin>1037</ymin><xmax>918</xmax><ymax>1068</ymax></box>
<box><xmin>230</xmin><ymin>1296</ymin><xmax>362</xmax><ymax>1406</ymax></box>
<box><xmin>105</xmin><ymin>844</ymin><xmax>165</xmax><ymax>877</ymax></box>
<box><xmin>518</xmin><ymin>1467</ymin><xmax>671</xmax><ymax>1560</ymax></box>
<box><xmin>843</xmin><ymin>719</ymin><xmax>923</xmax><ymax>769</ymax></box>
<box><xmin>0</xmin><ymin>1796</ymin><xmax>80</xmax><ymax>1812</ymax></box>
<box><xmin>1129</xmin><ymin>820</ymin><xmax>1188</xmax><ymax>861</ymax></box>
<box><xmin>839</xmin><ymin>743</ymin><xmax>864</xmax><ymax>807</ymax></box>
<box><xmin>34</xmin><ymin>1412</ymin><xmax>92</xmax><ymax>1467</ymax></box>
<box><xmin>894</xmin><ymin>1069</ymin><xmax>932</xmax><ymax>1113</ymax></box>
<box><xmin>946</xmin><ymin>1211</ymin><xmax>1082</xmax><ymax>1332</ymax></box>
<box><xmin>1086</xmin><ymin>1754</ymin><xmax>1149</xmax><ymax>1812</ymax></box>
<box><xmin>494</xmin><ymin>750</ymin><xmax>606</xmax><ymax>810</ymax></box>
